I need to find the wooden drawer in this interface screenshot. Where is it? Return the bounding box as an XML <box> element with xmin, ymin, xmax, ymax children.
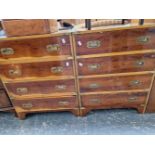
<box><xmin>2</xmin><ymin>19</ymin><xmax>50</xmax><ymax>37</ymax></box>
<box><xmin>75</xmin><ymin>27</ymin><xmax>155</xmax><ymax>55</ymax></box>
<box><xmin>12</xmin><ymin>96</ymin><xmax>78</xmax><ymax>112</ymax></box>
<box><xmin>0</xmin><ymin>35</ymin><xmax>71</xmax><ymax>59</ymax></box>
<box><xmin>79</xmin><ymin>74</ymin><xmax>153</xmax><ymax>93</ymax></box>
<box><xmin>81</xmin><ymin>92</ymin><xmax>147</xmax><ymax>109</ymax></box>
<box><xmin>0</xmin><ymin>60</ymin><xmax>74</xmax><ymax>80</ymax></box>
<box><xmin>0</xmin><ymin>89</ymin><xmax>11</xmax><ymax>109</ymax></box>
<box><xmin>5</xmin><ymin>79</ymin><xmax>76</xmax><ymax>96</ymax></box>
<box><xmin>78</xmin><ymin>53</ymin><xmax>155</xmax><ymax>76</ymax></box>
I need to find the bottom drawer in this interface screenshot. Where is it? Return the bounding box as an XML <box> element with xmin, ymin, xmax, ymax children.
<box><xmin>0</xmin><ymin>89</ymin><xmax>12</xmax><ymax>109</ymax></box>
<box><xmin>12</xmin><ymin>96</ymin><xmax>78</xmax><ymax>112</ymax></box>
<box><xmin>81</xmin><ymin>92</ymin><xmax>147</xmax><ymax>109</ymax></box>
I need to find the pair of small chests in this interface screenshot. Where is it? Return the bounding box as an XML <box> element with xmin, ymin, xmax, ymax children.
<box><xmin>0</xmin><ymin>25</ymin><xmax>155</xmax><ymax>119</ymax></box>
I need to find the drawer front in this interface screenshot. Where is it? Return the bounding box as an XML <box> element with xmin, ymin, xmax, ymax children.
<box><xmin>5</xmin><ymin>79</ymin><xmax>76</xmax><ymax>96</ymax></box>
<box><xmin>78</xmin><ymin>53</ymin><xmax>155</xmax><ymax>75</ymax></box>
<box><xmin>80</xmin><ymin>74</ymin><xmax>153</xmax><ymax>93</ymax></box>
<box><xmin>75</xmin><ymin>27</ymin><xmax>155</xmax><ymax>55</ymax></box>
<box><xmin>0</xmin><ymin>60</ymin><xmax>74</xmax><ymax>80</ymax></box>
<box><xmin>0</xmin><ymin>35</ymin><xmax>71</xmax><ymax>59</ymax></box>
<box><xmin>12</xmin><ymin>96</ymin><xmax>78</xmax><ymax>111</ymax></box>
<box><xmin>81</xmin><ymin>92</ymin><xmax>147</xmax><ymax>108</ymax></box>
<box><xmin>0</xmin><ymin>89</ymin><xmax>11</xmax><ymax>109</ymax></box>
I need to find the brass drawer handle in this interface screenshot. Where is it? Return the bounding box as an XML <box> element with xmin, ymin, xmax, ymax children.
<box><xmin>46</xmin><ymin>44</ymin><xmax>60</xmax><ymax>53</ymax></box>
<box><xmin>128</xmin><ymin>96</ymin><xmax>138</xmax><ymax>102</ymax></box>
<box><xmin>89</xmin><ymin>98</ymin><xmax>101</xmax><ymax>104</ymax></box>
<box><xmin>87</xmin><ymin>40</ymin><xmax>101</xmax><ymax>48</ymax></box>
<box><xmin>130</xmin><ymin>80</ymin><xmax>141</xmax><ymax>86</ymax></box>
<box><xmin>8</xmin><ymin>69</ymin><xmax>22</xmax><ymax>76</ymax></box>
<box><xmin>89</xmin><ymin>83</ymin><xmax>101</xmax><ymax>89</ymax></box>
<box><xmin>58</xmin><ymin>101</ymin><xmax>69</xmax><ymax>105</ymax></box>
<box><xmin>55</xmin><ymin>85</ymin><xmax>66</xmax><ymax>90</ymax></box>
<box><xmin>22</xmin><ymin>103</ymin><xmax>33</xmax><ymax>109</ymax></box>
<box><xmin>0</xmin><ymin>48</ymin><xmax>14</xmax><ymax>55</ymax></box>
<box><xmin>51</xmin><ymin>66</ymin><xmax>63</xmax><ymax>74</ymax></box>
<box><xmin>134</xmin><ymin>60</ymin><xmax>144</xmax><ymax>67</ymax></box>
<box><xmin>16</xmin><ymin>87</ymin><xmax>28</xmax><ymax>94</ymax></box>
<box><xmin>137</xmin><ymin>36</ymin><xmax>150</xmax><ymax>44</ymax></box>
<box><xmin>88</xmin><ymin>64</ymin><xmax>101</xmax><ymax>71</ymax></box>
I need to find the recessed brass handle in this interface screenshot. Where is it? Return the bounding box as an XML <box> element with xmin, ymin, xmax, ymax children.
<box><xmin>130</xmin><ymin>80</ymin><xmax>141</xmax><ymax>86</ymax></box>
<box><xmin>134</xmin><ymin>60</ymin><xmax>144</xmax><ymax>67</ymax></box>
<box><xmin>0</xmin><ymin>48</ymin><xmax>14</xmax><ymax>55</ymax></box>
<box><xmin>89</xmin><ymin>98</ymin><xmax>101</xmax><ymax>104</ymax></box>
<box><xmin>51</xmin><ymin>66</ymin><xmax>63</xmax><ymax>74</ymax></box>
<box><xmin>87</xmin><ymin>40</ymin><xmax>101</xmax><ymax>48</ymax></box>
<box><xmin>140</xmin><ymin>104</ymin><xmax>145</xmax><ymax>107</ymax></box>
<box><xmin>46</xmin><ymin>44</ymin><xmax>60</xmax><ymax>53</ymax></box>
<box><xmin>137</xmin><ymin>36</ymin><xmax>150</xmax><ymax>44</ymax></box>
<box><xmin>89</xmin><ymin>83</ymin><xmax>101</xmax><ymax>89</ymax></box>
<box><xmin>58</xmin><ymin>101</ymin><xmax>69</xmax><ymax>105</ymax></box>
<box><xmin>22</xmin><ymin>103</ymin><xmax>33</xmax><ymax>109</ymax></box>
<box><xmin>88</xmin><ymin>64</ymin><xmax>101</xmax><ymax>71</ymax></box>
<box><xmin>8</xmin><ymin>69</ymin><xmax>22</xmax><ymax>76</ymax></box>
<box><xmin>55</xmin><ymin>85</ymin><xmax>66</xmax><ymax>91</ymax></box>
<box><xmin>128</xmin><ymin>96</ymin><xmax>138</xmax><ymax>102</ymax></box>
<box><xmin>16</xmin><ymin>87</ymin><xmax>28</xmax><ymax>94</ymax></box>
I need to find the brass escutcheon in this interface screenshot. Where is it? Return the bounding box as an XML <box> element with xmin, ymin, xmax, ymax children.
<box><xmin>46</xmin><ymin>44</ymin><xmax>60</xmax><ymax>53</ymax></box>
<box><xmin>0</xmin><ymin>48</ymin><xmax>14</xmax><ymax>55</ymax></box>
<box><xmin>87</xmin><ymin>40</ymin><xmax>101</xmax><ymax>48</ymax></box>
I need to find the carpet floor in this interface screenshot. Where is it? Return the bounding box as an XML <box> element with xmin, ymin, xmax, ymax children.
<box><xmin>0</xmin><ymin>109</ymin><xmax>155</xmax><ymax>135</ymax></box>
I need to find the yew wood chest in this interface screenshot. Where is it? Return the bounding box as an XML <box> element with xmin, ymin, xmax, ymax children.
<box><xmin>1</xmin><ymin>24</ymin><xmax>155</xmax><ymax>119</ymax></box>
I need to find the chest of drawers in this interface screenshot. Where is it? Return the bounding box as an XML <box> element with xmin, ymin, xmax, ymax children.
<box><xmin>0</xmin><ymin>33</ymin><xmax>79</xmax><ymax>119</ymax></box>
<box><xmin>1</xmin><ymin>25</ymin><xmax>155</xmax><ymax>119</ymax></box>
<box><xmin>73</xmin><ymin>25</ymin><xmax>155</xmax><ymax>116</ymax></box>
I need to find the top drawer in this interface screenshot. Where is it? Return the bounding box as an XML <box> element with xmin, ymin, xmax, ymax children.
<box><xmin>0</xmin><ymin>35</ymin><xmax>71</xmax><ymax>59</ymax></box>
<box><xmin>75</xmin><ymin>27</ymin><xmax>155</xmax><ymax>55</ymax></box>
